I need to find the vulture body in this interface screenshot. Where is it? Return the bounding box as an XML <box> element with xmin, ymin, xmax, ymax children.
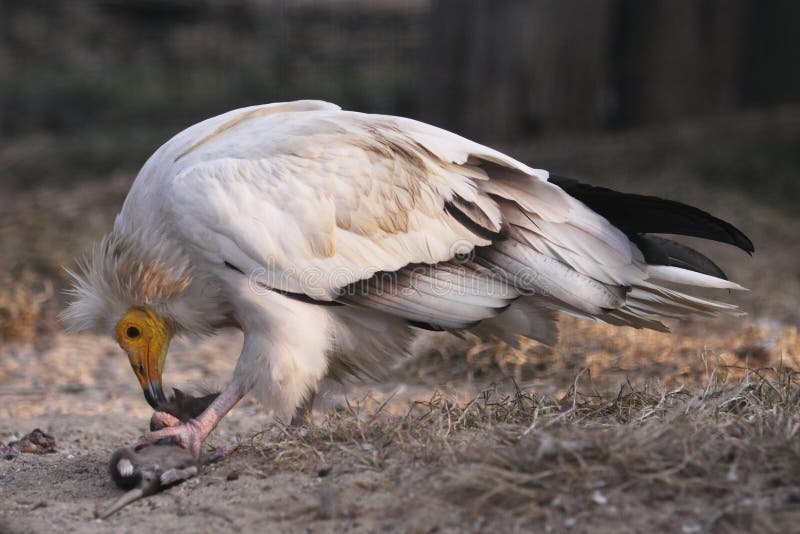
<box><xmin>62</xmin><ymin>101</ymin><xmax>752</xmax><ymax>455</ymax></box>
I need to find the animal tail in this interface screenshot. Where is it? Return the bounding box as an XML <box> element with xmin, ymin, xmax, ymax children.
<box><xmin>472</xmin><ymin>170</ymin><xmax>752</xmax><ymax>341</ymax></box>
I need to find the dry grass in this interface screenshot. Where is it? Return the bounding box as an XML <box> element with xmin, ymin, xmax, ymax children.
<box><xmin>0</xmin><ymin>271</ymin><xmax>52</xmax><ymax>343</ymax></box>
<box><xmin>403</xmin><ymin>318</ymin><xmax>800</xmax><ymax>397</ymax></box>
<box><xmin>0</xmin><ymin>177</ymin><xmax>126</xmax><ymax>343</ymax></box>
<box><xmin>230</xmin><ymin>370</ymin><xmax>800</xmax><ymax>532</ymax></box>
<box><xmin>442</xmin><ymin>374</ymin><xmax>800</xmax><ymax>532</ymax></box>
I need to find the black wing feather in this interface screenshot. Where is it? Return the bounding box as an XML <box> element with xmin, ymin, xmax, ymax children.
<box><xmin>549</xmin><ymin>175</ymin><xmax>754</xmax><ymax>254</ymax></box>
<box><xmin>631</xmin><ymin>234</ymin><xmax>729</xmax><ymax>280</ymax></box>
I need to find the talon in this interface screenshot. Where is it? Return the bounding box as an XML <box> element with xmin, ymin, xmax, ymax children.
<box><xmin>134</xmin><ymin>419</ymin><xmax>208</xmax><ymax>458</ymax></box>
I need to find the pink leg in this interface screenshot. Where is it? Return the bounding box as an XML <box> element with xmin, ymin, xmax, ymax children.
<box><xmin>290</xmin><ymin>391</ymin><xmax>316</xmax><ymax>427</ymax></box>
<box><xmin>135</xmin><ymin>381</ymin><xmax>245</xmax><ymax>458</ymax></box>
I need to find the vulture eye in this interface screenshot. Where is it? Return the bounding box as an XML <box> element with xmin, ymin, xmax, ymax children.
<box><xmin>126</xmin><ymin>326</ymin><xmax>141</xmax><ymax>339</ymax></box>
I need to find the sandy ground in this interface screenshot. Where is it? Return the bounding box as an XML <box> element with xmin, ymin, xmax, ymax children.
<box><xmin>1</xmin><ymin>329</ymin><xmax>528</xmax><ymax>533</ymax></box>
<box><xmin>4</xmin><ymin>311</ymin><xmax>800</xmax><ymax>533</ymax></box>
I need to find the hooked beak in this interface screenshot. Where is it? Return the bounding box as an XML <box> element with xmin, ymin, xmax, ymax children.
<box><xmin>143</xmin><ymin>379</ymin><xmax>168</xmax><ymax>410</ymax></box>
<box><xmin>125</xmin><ymin>329</ymin><xmax>171</xmax><ymax>410</ymax></box>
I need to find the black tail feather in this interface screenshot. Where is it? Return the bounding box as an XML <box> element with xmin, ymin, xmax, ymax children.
<box><xmin>549</xmin><ymin>175</ymin><xmax>754</xmax><ymax>254</ymax></box>
<box><xmin>631</xmin><ymin>234</ymin><xmax>728</xmax><ymax>280</ymax></box>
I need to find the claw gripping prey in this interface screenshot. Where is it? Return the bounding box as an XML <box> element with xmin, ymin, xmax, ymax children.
<box><xmin>96</xmin><ymin>389</ymin><xmax>222</xmax><ymax>519</ymax></box>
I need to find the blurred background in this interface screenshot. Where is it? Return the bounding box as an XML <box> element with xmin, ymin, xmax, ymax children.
<box><xmin>2</xmin><ymin>5</ymin><xmax>800</xmax><ymax>529</ymax></box>
<box><xmin>0</xmin><ymin>0</ymin><xmax>798</xmax><ymax>341</ymax></box>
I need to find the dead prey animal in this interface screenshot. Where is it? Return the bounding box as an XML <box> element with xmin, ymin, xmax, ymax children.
<box><xmin>96</xmin><ymin>389</ymin><xmax>222</xmax><ymax>519</ymax></box>
<box><xmin>96</xmin><ymin>443</ymin><xmax>224</xmax><ymax>519</ymax></box>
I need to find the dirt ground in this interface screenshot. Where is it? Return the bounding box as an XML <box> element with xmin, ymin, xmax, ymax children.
<box><xmin>2</xmin><ymin>114</ymin><xmax>800</xmax><ymax>533</ymax></box>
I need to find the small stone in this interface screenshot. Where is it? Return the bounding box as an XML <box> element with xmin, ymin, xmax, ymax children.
<box><xmin>226</xmin><ymin>471</ymin><xmax>240</xmax><ymax>481</ymax></box>
<box><xmin>592</xmin><ymin>490</ymin><xmax>607</xmax><ymax>505</ymax></box>
<box><xmin>16</xmin><ymin>429</ymin><xmax>56</xmax><ymax>454</ymax></box>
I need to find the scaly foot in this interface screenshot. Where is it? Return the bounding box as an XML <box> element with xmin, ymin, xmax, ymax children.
<box><xmin>137</xmin><ymin>381</ymin><xmax>245</xmax><ymax>459</ymax></box>
<box><xmin>135</xmin><ymin>418</ymin><xmax>212</xmax><ymax>459</ymax></box>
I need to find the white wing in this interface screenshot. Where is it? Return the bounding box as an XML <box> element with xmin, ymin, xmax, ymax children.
<box><xmin>163</xmin><ymin>102</ymin><xmax>510</xmax><ymax>298</ymax></box>
<box><xmin>123</xmin><ymin>101</ymin><xmax>744</xmax><ymax>340</ymax></box>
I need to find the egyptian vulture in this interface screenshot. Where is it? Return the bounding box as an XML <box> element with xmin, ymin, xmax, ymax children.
<box><xmin>62</xmin><ymin>100</ymin><xmax>752</xmax><ymax>455</ymax></box>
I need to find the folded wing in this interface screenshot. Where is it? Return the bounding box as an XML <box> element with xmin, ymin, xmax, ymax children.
<box><xmin>163</xmin><ymin>102</ymin><xmax>751</xmax><ymax>344</ymax></box>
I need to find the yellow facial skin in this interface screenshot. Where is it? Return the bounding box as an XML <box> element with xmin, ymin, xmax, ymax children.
<box><xmin>115</xmin><ymin>307</ymin><xmax>172</xmax><ymax>409</ymax></box>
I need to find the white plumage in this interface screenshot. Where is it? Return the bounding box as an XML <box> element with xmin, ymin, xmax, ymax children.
<box><xmin>62</xmin><ymin>100</ymin><xmax>751</xmax><ymax>452</ymax></box>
